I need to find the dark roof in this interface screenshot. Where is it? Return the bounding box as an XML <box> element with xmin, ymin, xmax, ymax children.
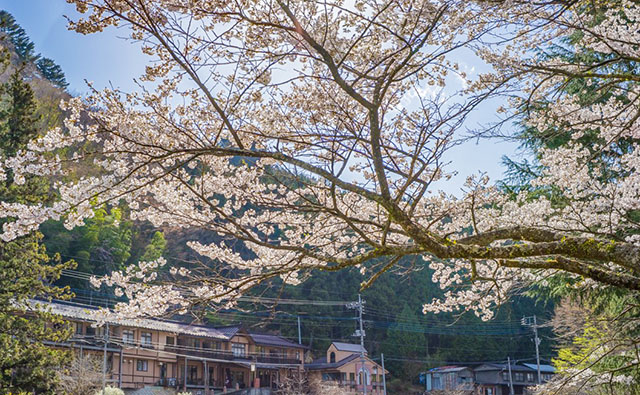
<box><xmin>430</xmin><ymin>366</ymin><xmax>473</xmax><ymax>373</ymax></box>
<box><xmin>249</xmin><ymin>333</ymin><xmax>307</xmax><ymax>349</ymax></box>
<box><xmin>474</xmin><ymin>363</ymin><xmax>534</xmax><ymax>373</ymax></box>
<box><xmin>311</xmin><ymin>356</ymin><xmax>328</xmax><ymax>364</ymax></box>
<box><xmin>306</xmin><ymin>353</ymin><xmax>360</xmax><ymax>370</ymax></box>
<box><xmin>522</xmin><ymin>363</ymin><xmax>555</xmax><ymax>373</ymax></box>
<box><xmin>331</xmin><ymin>342</ymin><xmax>366</xmax><ymax>354</ymax></box>
<box><xmin>30</xmin><ymin>300</ymin><xmax>227</xmax><ymax>339</ymax></box>
<box><xmin>214</xmin><ymin>325</ymin><xmax>242</xmax><ymax>339</ymax></box>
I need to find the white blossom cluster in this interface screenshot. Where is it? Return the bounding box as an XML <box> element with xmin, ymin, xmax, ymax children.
<box><xmin>0</xmin><ymin>0</ymin><xmax>638</xmax><ymax>320</ymax></box>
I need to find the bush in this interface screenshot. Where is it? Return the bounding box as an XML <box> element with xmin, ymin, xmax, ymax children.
<box><xmin>95</xmin><ymin>386</ymin><xmax>125</xmax><ymax>395</ymax></box>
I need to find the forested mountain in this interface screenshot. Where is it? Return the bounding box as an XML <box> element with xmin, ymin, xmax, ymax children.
<box><xmin>0</xmin><ymin>10</ymin><xmax>556</xmax><ymax>389</ymax></box>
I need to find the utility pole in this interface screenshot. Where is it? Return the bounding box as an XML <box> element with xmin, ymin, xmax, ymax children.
<box><xmin>358</xmin><ymin>294</ymin><xmax>367</xmax><ymax>395</ymax></box>
<box><xmin>381</xmin><ymin>353</ymin><xmax>387</xmax><ymax>395</ymax></box>
<box><xmin>347</xmin><ymin>294</ymin><xmax>367</xmax><ymax>395</ymax></box>
<box><xmin>533</xmin><ymin>315</ymin><xmax>541</xmax><ymax>384</ymax></box>
<box><xmin>507</xmin><ymin>356</ymin><xmax>514</xmax><ymax>395</ymax></box>
<box><xmin>102</xmin><ymin>322</ymin><xmax>109</xmax><ymax>391</ymax></box>
<box><xmin>297</xmin><ymin>316</ymin><xmax>302</xmax><ymax>345</ymax></box>
<box><xmin>522</xmin><ymin>315</ymin><xmax>542</xmax><ymax>384</ymax></box>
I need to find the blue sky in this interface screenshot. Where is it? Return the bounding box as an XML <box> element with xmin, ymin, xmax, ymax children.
<box><xmin>0</xmin><ymin>0</ymin><xmax>521</xmax><ymax>195</ymax></box>
<box><xmin>0</xmin><ymin>0</ymin><xmax>147</xmax><ymax>95</ymax></box>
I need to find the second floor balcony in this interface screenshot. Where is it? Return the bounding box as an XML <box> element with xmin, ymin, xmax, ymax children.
<box><xmin>165</xmin><ymin>343</ymin><xmax>301</xmax><ymax>365</ymax></box>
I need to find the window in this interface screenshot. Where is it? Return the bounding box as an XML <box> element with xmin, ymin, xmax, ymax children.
<box><xmin>122</xmin><ymin>330</ymin><xmax>135</xmax><ymax>345</ymax></box>
<box><xmin>75</xmin><ymin>322</ymin><xmax>83</xmax><ymax>335</ymax></box>
<box><xmin>543</xmin><ymin>373</ymin><xmax>553</xmax><ymax>381</ymax></box>
<box><xmin>527</xmin><ymin>373</ymin><xmax>534</xmax><ymax>382</ymax></box>
<box><xmin>232</xmin><ymin>343</ymin><xmax>246</xmax><ymax>357</ymax></box>
<box><xmin>141</xmin><ymin>332</ymin><xmax>153</xmax><ymax>348</ymax></box>
<box><xmin>349</xmin><ymin>373</ymin><xmax>355</xmax><ymax>382</ymax></box>
<box><xmin>372</xmin><ymin>374</ymin><xmax>377</xmax><ymax>382</ymax></box>
<box><xmin>329</xmin><ymin>352</ymin><xmax>336</xmax><ymax>363</ymax></box>
<box><xmin>502</xmin><ymin>372</ymin><xmax>510</xmax><ymax>381</ymax></box>
<box><xmin>86</xmin><ymin>326</ymin><xmax>96</xmax><ymax>336</ymax></box>
<box><xmin>203</xmin><ymin>341</ymin><xmax>211</xmax><ymax>349</ymax></box>
<box><xmin>296</xmin><ymin>351</ymin><xmax>300</xmax><ymax>360</ymax></box>
<box><xmin>515</xmin><ymin>372</ymin><xmax>524</xmax><ymax>382</ymax></box>
<box><xmin>341</xmin><ymin>372</ymin><xmax>347</xmax><ymax>382</ymax></box>
<box><xmin>136</xmin><ymin>360</ymin><xmax>148</xmax><ymax>371</ymax></box>
<box><xmin>379</xmin><ymin>375</ymin><xmax>383</xmax><ymax>383</ymax></box>
<box><xmin>166</xmin><ymin>336</ymin><xmax>175</xmax><ymax>346</ymax></box>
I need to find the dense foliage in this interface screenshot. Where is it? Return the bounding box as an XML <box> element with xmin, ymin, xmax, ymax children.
<box><xmin>7</xmin><ymin>1</ymin><xmax>640</xmax><ymax>389</ymax></box>
<box><xmin>0</xmin><ymin>63</ymin><xmax>71</xmax><ymax>394</ymax></box>
<box><xmin>499</xmin><ymin>1</ymin><xmax>640</xmax><ymax>391</ymax></box>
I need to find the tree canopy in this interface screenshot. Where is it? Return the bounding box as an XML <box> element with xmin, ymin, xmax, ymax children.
<box><xmin>0</xmin><ymin>65</ymin><xmax>71</xmax><ymax>394</ymax></box>
<box><xmin>0</xmin><ymin>0</ymin><xmax>638</xmax><ymax>340</ymax></box>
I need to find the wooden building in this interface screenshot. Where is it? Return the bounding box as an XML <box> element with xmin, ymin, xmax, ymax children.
<box><xmin>306</xmin><ymin>342</ymin><xmax>387</xmax><ymax>394</ymax></box>
<box><xmin>35</xmin><ymin>300</ymin><xmax>307</xmax><ymax>393</ymax></box>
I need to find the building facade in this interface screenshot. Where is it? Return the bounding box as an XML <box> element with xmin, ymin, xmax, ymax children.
<box><xmin>306</xmin><ymin>342</ymin><xmax>387</xmax><ymax>394</ymax></box>
<box><xmin>424</xmin><ymin>362</ymin><xmax>556</xmax><ymax>395</ymax></box>
<box><xmin>37</xmin><ymin>301</ymin><xmax>307</xmax><ymax>393</ymax></box>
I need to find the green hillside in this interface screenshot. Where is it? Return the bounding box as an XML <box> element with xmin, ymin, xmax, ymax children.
<box><xmin>0</xmin><ymin>10</ymin><xmax>557</xmax><ymax>387</ymax></box>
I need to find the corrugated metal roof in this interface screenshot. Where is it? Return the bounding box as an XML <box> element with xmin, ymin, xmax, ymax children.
<box><xmin>30</xmin><ymin>300</ymin><xmax>227</xmax><ymax>340</ymax></box>
<box><xmin>332</xmin><ymin>341</ymin><xmax>366</xmax><ymax>353</ymax></box>
<box><xmin>522</xmin><ymin>363</ymin><xmax>555</xmax><ymax>373</ymax></box>
<box><xmin>430</xmin><ymin>366</ymin><xmax>472</xmax><ymax>373</ymax></box>
<box><xmin>474</xmin><ymin>363</ymin><xmax>534</xmax><ymax>372</ymax></box>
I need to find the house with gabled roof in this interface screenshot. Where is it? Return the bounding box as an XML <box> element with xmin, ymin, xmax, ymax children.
<box><xmin>424</xmin><ymin>361</ymin><xmax>556</xmax><ymax>395</ymax></box>
<box><xmin>29</xmin><ymin>300</ymin><xmax>309</xmax><ymax>393</ymax></box>
<box><xmin>306</xmin><ymin>341</ymin><xmax>387</xmax><ymax>394</ymax></box>
<box><xmin>424</xmin><ymin>365</ymin><xmax>474</xmax><ymax>392</ymax></box>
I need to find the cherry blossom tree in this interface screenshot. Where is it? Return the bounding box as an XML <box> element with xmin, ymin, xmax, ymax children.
<box><xmin>0</xmin><ymin>0</ymin><xmax>638</xmax><ymax>322</ymax></box>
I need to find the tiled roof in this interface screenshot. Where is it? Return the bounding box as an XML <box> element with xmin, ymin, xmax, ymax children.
<box><xmin>249</xmin><ymin>333</ymin><xmax>307</xmax><ymax>349</ymax></box>
<box><xmin>332</xmin><ymin>341</ymin><xmax>366</xmax><ymax>354</ymax></box>
<box><xmin>29</xmin><ymin>300</ymin><xmax>227</xmax><ymax>340</ymax></box>
<box><xmin>214</xmin><ymin>325</ymin><xmax>242</xmax><ymax>339</ymax></box>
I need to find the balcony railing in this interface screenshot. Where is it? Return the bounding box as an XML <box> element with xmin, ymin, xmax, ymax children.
<box><xmin>256</xmin><ymin>355</ymin><xmax>302</xmax><ymax>365</ymax></box>
<box><xmin>65</xmin><ymin>334</ymin><xmax>121</xmax><ymax>349</ymax></box>
<box><xmin>164</xmin><ymin>345</ymin><xmax>301</xmax><ymax>365</ymax></box>
<box><xmin>164</xmin><ymin>345</ymin><xmax>238</xmax><ymax>361</ymax></box>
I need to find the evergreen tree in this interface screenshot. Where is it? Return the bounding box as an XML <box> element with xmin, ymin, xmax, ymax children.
<box><xmin>0</xmin><ymin>237</ymin><xmax>71</xmax><ymax>394</ymax></box>
<box><xmin>0</xmin><ymin>69</ymin><xmax>39</xmax><ymax>156</ymax></box>
<box><xmin>0</xmin><ymin>11</ymin><xmax>38</xmax><ymax>63</ymax></box>
<box><xmin>499</xmin><ymin>1</ymin><xmax>640</xmax><ymax>390</ymax></box>
<box><xmin>0</xmin><ymin>66</ymin><xmax>72</xmax><ymax>394</ymax></box>
<box><xmin>0</xmin><ymin>11</ymin><xmax>68</xmax><ymax>89</ymax></box>
<box><xmin>381</xmin><ymin>304</ymin><xmax>426</xmax><ymax>381</ymax></box>
<box><xmin>35</xmin><ymin>57</ymin><xmax>68</xmax><ymax>89</ymax></box>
